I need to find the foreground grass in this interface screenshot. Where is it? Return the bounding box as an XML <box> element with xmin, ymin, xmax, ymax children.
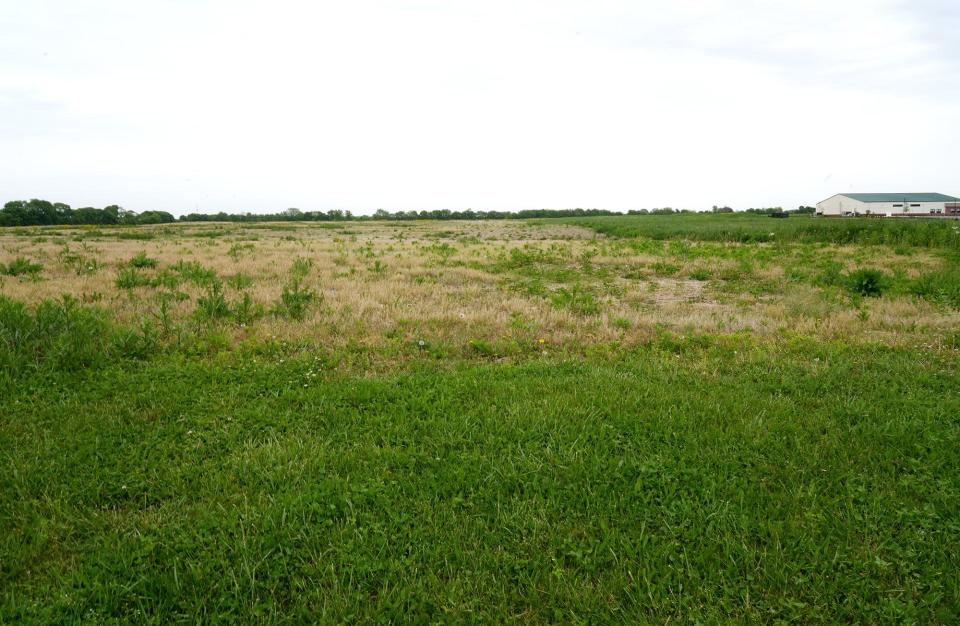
<box><xmin>2</xmin><ymin>340</ymin><xmax>959</xmax><ymax>623</ymax></box>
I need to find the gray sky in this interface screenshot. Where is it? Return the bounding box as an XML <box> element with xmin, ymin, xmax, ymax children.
<box><xmin>2</xmin><ymin>0</ymin><xmax>958</xmax><ymax>215</ymax></box>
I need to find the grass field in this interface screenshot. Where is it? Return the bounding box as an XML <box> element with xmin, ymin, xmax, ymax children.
<box><xmin>559</xmin><ymin>213</ymin><xmax>960</xmax><ymax>249</ymax></box>
<box><xmin>2</xmin><ymin>216</ymin><xmax>959</xmax><ymax>623</ymax></box>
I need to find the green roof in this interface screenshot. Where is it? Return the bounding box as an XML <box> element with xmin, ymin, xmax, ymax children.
<box><xmin>841</xmin><ymin>193</ymin><xmax>959</xmax><ymax>203</ymax></box>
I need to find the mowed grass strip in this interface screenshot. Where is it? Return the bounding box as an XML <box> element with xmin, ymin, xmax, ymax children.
<box><xmin>2</xmin><ymin>342</ymin><xmax>958</xmax><ymax>623</ymax></box>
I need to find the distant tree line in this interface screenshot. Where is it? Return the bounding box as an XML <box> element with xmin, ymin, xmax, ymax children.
<box><xmin>744</xmin><ymin>206</ymin><xmax>816</xmax><ymax>215</ymax></box>
<box><xmin>0</xmin><ymin>199</ymin><xmax>175</xmax><ymax>227</ymax></box>
<box><xmin>1</xmin><ymin>199</ymin><xmax>819</xmax><ymax>227</ymax></box>
<box><xmin>179</xmin><ymin>207</ymin><xmax>625</xmax><ymax>222</ymax></box>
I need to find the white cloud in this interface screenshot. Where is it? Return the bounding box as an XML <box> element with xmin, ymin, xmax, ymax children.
<box><xmin>1</xmin><ymin>0</ymin><xmax>957</xmax><ymax>214</ymax></box>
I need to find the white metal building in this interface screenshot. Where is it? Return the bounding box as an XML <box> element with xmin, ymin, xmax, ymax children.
<box><xmin>816</xmin><ymin>193</ymin><xmax>960</xmax><ymax>217</ymax></box>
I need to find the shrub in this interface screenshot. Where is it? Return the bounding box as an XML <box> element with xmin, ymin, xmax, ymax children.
<box><xmin>290</xmin><ymin>257</ymin><xmax>313</xmax><ymax>280</ymax></box>
<box><xmin>227</xmin><ymin>273</ymin><xmax>254</xmax><ymax>290</ymax></box>
<box><xmin>172</xmin><ymin>260</ymin><xmax>218</xmax><ymax>286</ymax></box>
<box><xmin>228</xmin><ymin>243</ymin><xmax>256</xmax><ymax>260</ymax></box>
<box><xmin>549</xmin><ymin>284</ymin><xmax>600</xmax><ymax>316</ymax></box>
<box><xmin>908</xmin><ymin>268</ymin><xmax>960</xmax><ymax>308</ymax></box>
<box><xmin>115</xmin><ymin>267</ymin><xmax>153</xmax><ymax>289</ymax></box>
<box><xmin>0</xmin><ymin>295</ymin><xmax>156</xmax><ymax>380</ymax></box>
<box><xmin>273</xmin><ymin>279</ymin><xmax>316</xmax><ymax>321</ymax></box>
<box><xmin>844</xmin><ymin>268</ymin><xmax>887</xmax><ymax>297</ymax></box>
<box><xmin>58</xmin><ymin>245</ymin><xmax>101</xmax><ymax>275</ymax></box>
<box><xmin>2</xmin><ymin>257</ymin><xmax>43</xmax><ymax>277</ymax></box>
<box><xmin>195</xmin><ymin>282</ymin><xmax>231</xmax><ymax>320</ymax></box>
<box><xmin>128</xmin><ymin>251</ymin><xmax>159</xmax><ymax>268</ymax></box>
<box><xmin>233</xmin><ymin>293</ymin><xmax>265</xmax><ymax>325</ymax></box>
<box><xmin>688</xmin><ymin>268</ymin><xmax>711</xmax><ymax>281</ymax></box>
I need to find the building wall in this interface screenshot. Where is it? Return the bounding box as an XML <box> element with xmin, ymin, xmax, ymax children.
<box><xmin>816</xmin><ymin>195</ymin><xmax>865</xmax><ymax>216</ymax></box>
<box><xmin>816</xmin><ymin>196</ymin><xmax>948</xmax><ymax>216</ymax></box>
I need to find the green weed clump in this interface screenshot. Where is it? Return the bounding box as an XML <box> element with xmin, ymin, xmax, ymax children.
<box><xmin>195</xmin><ymin>282</ymin><xmax>232</xmax><ymax>320</ymax></box>
<box><xmin>1</xmin><ymin>257</ymin><xmax>43</xmax><ymax>277</ymax></box>
<box><xmin>128</xmin><ymin>251</ymin><xmax>159</xmax><ymax>268</ymax></box>
<box><xmin>58</xmin><ymin>245</ymin><xmax>101</xmax><ymax>275</ymax></box>
<box><xmin>844</xmin><ymin>268</ymin><xmax>888</xmax><ymax>297</ymax></box>
<box><xmin>226</xmin><ymin>272</ymin><xmax>254</xmax><ymax>290</ymax></box>
<box><xmin>908</xmin><ymin>267</ymin><xmax>960</xmax><ymax>308</ymax></box>
<box><xmin>274</xmin><ymin>280</ymin><xmax>316</xmax><ymax>321</ymax></box>
<box><xmin>0</xmin><ymin>295</ymin><xmax>155</xmax><ymax>381</ymax></box>
<box><xmin>550</xmin><ymin>284</ymin><xmax>600</xmax><ymax>315</ymax></box>
<box><xmin>115</xmin><ymin>267</ymin><xmax>154</xmax><ymax>289</ymax></box>
<box><xmin>273</xmin><ymin>259</ymin><xmax>318</xmax><ymax>321</ymax></box>
<box><xmin>171</xmin><ymin>260</ymin><xmax>218</xmax><ymax>286</ymax></box>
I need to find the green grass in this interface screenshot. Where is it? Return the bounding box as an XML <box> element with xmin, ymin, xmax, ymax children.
<box><xmin>1</xmin><ymin>319</ymin><xmax>959</xmax><ymax>622</ymax></box>
<box><xmin>1</xmin><ymin>256</ymin><xmax>43</xmax><ymax>277</ymax></box>
<box><xmin>3</xmin><ymin>217</ymin><xmax>960</xmax><ymax>622</ymax></box>
<box><xmin>561</xmin><ymin>213</ymin><xmax>960</xmax><ymax>248</ymax></box>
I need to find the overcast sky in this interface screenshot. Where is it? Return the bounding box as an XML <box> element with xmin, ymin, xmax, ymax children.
<box><xmin>1</xmin><ymin>0</ymin><xmax>958</xmax><ymax>215</ymax></box>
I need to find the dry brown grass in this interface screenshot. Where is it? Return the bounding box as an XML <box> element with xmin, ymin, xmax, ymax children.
<box><xmin>2</xmin><ymin>220</ymin><xmax>958</xmax><ymax>351</ymax></box>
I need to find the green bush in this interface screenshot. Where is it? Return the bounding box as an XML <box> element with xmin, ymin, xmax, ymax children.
<box><xmin>0</xmin><ymin>295</ymin><xmax>155</xmax><ymax>380</ymax></box>
<box><xmin>2</xmin><ymin>257</ymin><xmax>43</xmax><ymax>277</ymax></box>
<box><xmin>172</xmin><ymin>260</ymin><xmax>218</xmax><ymax>286</ymax></box>
<box><xmin>273</xmin><ymin>279</ymin><xmax>315</xmax><ymax>321</ymax></box>
<box><xmin>909</xmin><ymin>268</ymin><xmax>960</xmax><ymax>308</ymax></box>
<box><xmin>195</xmin><ymin>282</ymin><xmax>231</xmax><ymax>320</ymax></box>
<box><xmin>115</xmin><ymin>267</ymin><xmax>153</xmax><ymax>289</ymax></box>
<box><xmin>227</xmin><ymin>273</ymin><xmax>254</xmax><ymax>290</ymax></box>
<box><xmin>128</xmin><ymin>251</ymin><xmax>159</xmax><ymax>268</ymax></box>
<box><xmin>549</xmin><ymin>284</ymin><xmax>600</xmax><ymax>315</ymax></box>
<box><xmin>290</xmin><ymin>257</ymin><xmax>313</xmax><ymax>280</ymax></box>
<box><xmin>844</xmin><ymin>268</ymin><xmax>887</xmax><ymax>297</ymax></box>
<box><xmin>272</xmin><ymin>260</ymin><xmax>318</xmax><ymax>321</ymax></box>
<box><xmin>233</xmin><ymin>293</ymin><xmax>265</xmax><ymax>325</ymax></box>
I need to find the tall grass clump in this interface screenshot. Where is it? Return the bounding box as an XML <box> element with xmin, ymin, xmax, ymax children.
<box><xmin>844</xmin><ymin>268</ymin><xmax>888</xmax><ymax>297</ymax></box>
<box><xmin>908</xmin><ymin>267</ymin><xmax>960</xmax><ymax>308</ymax></box>
<box><xmin>58</xmin><ymin>245</ymin><xmax>101</xmax><ymax>275</ymax></box>
<box><xmin>171</xmin><ymin>260</ymin><xmax>218</xmax><ymax>286</ymax></box>
<box><xmin>128</xmin><ymin>251</ymin><xmax>159</xmax><ymax>268</ymax></box>
<box><xmin>195</xmin><ymin>281</ymin><xmax>232</xmax><ymax>320</ymax></box>
<box><xmin>0</xmin><ymin>295</ymin><xmax>155</xmax><ymax>381</ymax></box>
<box><xmin>115</xmin><ymin>267</ymin><xmax>154</xmax><ymax>289</ymax></box>
<box><xmin>273</xmin><ymin>258</ymin><xmax>317</xmax><ymax>321</ymax></box>
<box><xmin>1</xmin><ymin>257</ymin><xmax>43</xmax><ymax>277</ymax></box>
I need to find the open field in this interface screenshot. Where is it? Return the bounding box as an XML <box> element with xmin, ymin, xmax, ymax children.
<box><xmin>558</xmin><ymin>213</ymin><xmax>960</xmax><ymax>248</ymax></box>
<box><xmin>2</xmin><ymin>216</ymin><xmax>960</xmax><ymax>623</ymax></box>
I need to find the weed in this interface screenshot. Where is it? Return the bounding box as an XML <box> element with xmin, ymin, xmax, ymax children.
<box><xmin>172</xmin><ymin>260</ymin><xmax>218</xmax><ymax>286</ymax></box>
<box><xmin>195</xmin><ymin>281</ymin><xmax>232</xmax><ymax>320</ymax></box>
<box><xmin>228</xmin><ymin>243</ymin><xmax>256</xmax><ymax>260</ymax></box>
<box><xmin>688</xmin><ymin>268</ymin><xmax>711</xmax><ymax>281</ymax></box>
<box><xmin>233</xmin><ymin>292</ymin><xmax>265</xmax><ymax>325</ymax></box>
<box><xmin>908</xmin><ymin>268</ymin><xmax>960</xmax><ymax>308</ymax></box>
<box><xmin>550</xmin><ymin>284</ymin><xmax>600</xmax><ymax>315</ymax></box>
<box><xmin>128</xmin><ymin>251</ymin><xmax>159</xmax><ymax>268</ymax></box>
<box><xmin>115</xmin><ymin>267</ymin><xmax>153</xmax><ymax>289</ymax></box>
<box><xmin>290</xmin><ymin>256</ymin><xmax>313</xmax><ymax>280</ymax></box>
<box><xmin>227</xmin><ymin>273</ymin><xmax>254</xmax><ymax>290</ymax></box>
<box><xmin>844</xmin><ymin>268</ymin><xmax>887</xmax><ymax>297</ymax></box>
<box><xmin>58</xmin><ymin>245</ymin><xmax>101</xmax><ymax>275</ymax></box>
<box><xmin>2</xmin><ymin>257</ymin><xmax>43</xmax><ymax>277</ymax></box>
<box><xmin>612</xmin><ymin>317</ymin><xmax>632</xmax><ymax>330</ymax></box>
